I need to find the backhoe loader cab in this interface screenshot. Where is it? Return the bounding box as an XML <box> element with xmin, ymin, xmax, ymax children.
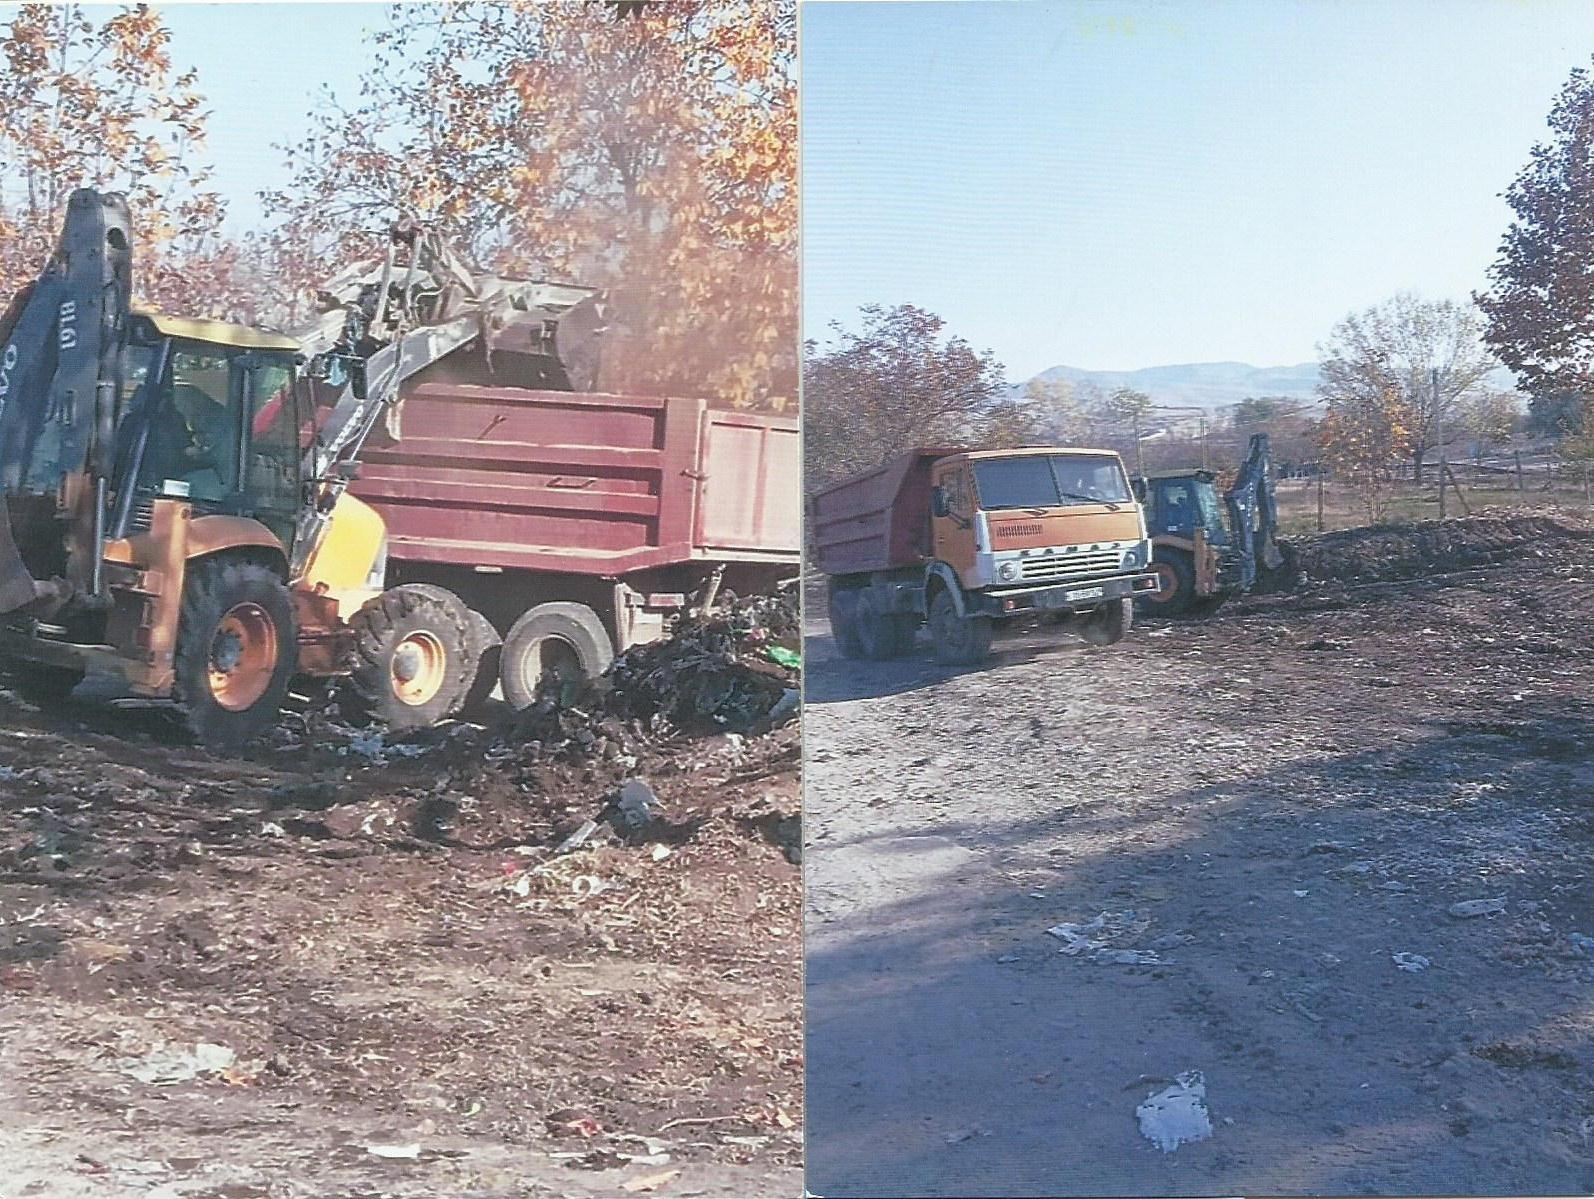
<box><xmin>0</xmin><ymin>305</ymin><xmax>391</xmax><ymax>749</ymax></box>
<box><xmin>1132</xmin><ymin>469</ymin><xmax>1241</xmax><ymax>615</ymax></box>
<box><xmin>1131</xmin><ymin>433</ymin><xmax>1287</xmax><ymax>616</ymax></box>
<box><xmin>119</xmin><ymin>314</ymin><xmax>306</xmax><ymax>537</ymax></box>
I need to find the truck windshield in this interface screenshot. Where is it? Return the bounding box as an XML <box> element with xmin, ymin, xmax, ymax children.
<box><xmin>972</xmin><ymin>454</ymin><xmax>1131</xmax><ymax>510</ymax></box>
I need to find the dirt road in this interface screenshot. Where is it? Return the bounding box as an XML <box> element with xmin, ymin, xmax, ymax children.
<box><xmin>805</xmin><ymin>516</ymin><xmax>1594</xmax><ymax>1197</ymax></box>
<box><xmin>0</xmin><ymin>685</ymin><xmax>800</xmax><ymax>1197</ymax></box>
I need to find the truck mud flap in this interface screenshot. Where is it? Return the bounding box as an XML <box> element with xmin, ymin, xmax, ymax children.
<box><xmin>0</xmin><ymin>495</ymin><xmax>41</xmax><ymax>614</ymax></box>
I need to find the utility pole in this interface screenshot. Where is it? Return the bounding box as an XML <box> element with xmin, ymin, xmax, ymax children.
<box><xmin>1200</xmin><ymin>413</ymin><xmax>1209</xmax><ymax>471</ymax></box>
<box><xmin>1132</xmin><ymin>409</ymin><xmax>1144</xmax><ymax>477</ymax></box>
<box><xmin>1434</xmin><ymin>367</ymin><xmax>1446</xmax><ymax>521</ymax></box>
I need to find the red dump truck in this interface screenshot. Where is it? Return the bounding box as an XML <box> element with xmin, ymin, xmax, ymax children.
<box><xmin>349</xmin><ymin>383</ymin><xmax>799</xmax><ymax>720</ymax></box>
<box><xmin>811</xmin><ymin>446</ymin><xmax>1159</xmax><ymax>665</ymax></box>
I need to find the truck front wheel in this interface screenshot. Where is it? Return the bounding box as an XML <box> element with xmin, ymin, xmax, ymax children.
<box><xmin>175</xmin><ymin>558</ymin><xmax>298</xmax><ymax>751</ymax></box>
<box><xmin>500</xmin><ymin>602</ymin><xmax>614</xmax><ymax>710</ymax></box>
<box><xmin>1079</xmin><ymin>597</ymin><xmax>1134</xmax><ymax>646</ymax></box>
<box><xmin>345</xmin><ymin>585</ymin><xmax>475</xmax><ymax>730</ymax></box>
<box><xmin>928</xmin><ymin>589</ymin><xmax>992</xmax><ymax>666</ymax></box>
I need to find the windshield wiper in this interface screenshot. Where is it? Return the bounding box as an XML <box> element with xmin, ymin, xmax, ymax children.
<box><xmin>1058</xmin><ymin>491</ymin><xmax>1122</xmax><ymax>509</ymax></box>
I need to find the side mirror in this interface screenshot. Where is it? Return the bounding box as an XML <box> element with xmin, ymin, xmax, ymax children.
<box><xmin>931</xmin><ymin>486</ymin><xmax>950</xmax><ymax>518</ymax></box>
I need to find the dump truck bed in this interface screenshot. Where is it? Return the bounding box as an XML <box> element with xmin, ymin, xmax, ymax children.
<box><xmin>351</xmin><ymin>384</ymin><xmax>800</xmax><ymax>575</ymax></box>
<box><xmin>809</xmin><ymin>448</ymin><xmax>963</xmax><ymax>576</ymax></box>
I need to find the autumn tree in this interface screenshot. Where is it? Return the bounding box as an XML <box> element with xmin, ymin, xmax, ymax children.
<box><xmin>1456</xmin><ymin>389</ymin><xmax>1522</xmax><ymax>459</ymax></box>
<box><xmin>1478</xmin><ymin>60</ymin><xmax>1594</xmax><ymax>409</ymax></box>
<box><xmin>0</xmin><ymin>4</ymin><xmax>246</xmax><ymax>317</ymax></box>
<box><xmin>1317</xmin><ymin>293</ymin><xmax>1495</xmax><ymax>483</ymax></box>
<box><xmin>1317</xmin><ymin>347</ymin><xmax>1412</xmax><ymax>522</ymax></box>
<box><xmin>802</xmin><ymin>304</ymin><xmax>1007</xmax><ymax>493</ymax></box>
<box><xmin>266</xmin><ymin>0</ymin><xmax>796</xmax><ymax>410</ymax></box>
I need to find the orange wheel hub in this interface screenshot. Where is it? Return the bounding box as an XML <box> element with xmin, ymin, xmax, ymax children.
<box><xmin>208</xmin><ymin>602</ymin><xmax>279</xmax><ymax>712</ymax></box>
<box><xmin>1145</xmin><ymin>562</ymin><xmax>1178</xmax><ymax>603</ymax></box>
<box><xmin>390</xmin><ymin>631</ymin><xmax>447</xmax><ymax>706</ymax></box>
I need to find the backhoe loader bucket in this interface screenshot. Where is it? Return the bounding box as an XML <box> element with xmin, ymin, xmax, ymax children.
<box><xmin>0</xmin><ymin>495</ymin><xmax>45</xmax><ymax>614</ymax></box>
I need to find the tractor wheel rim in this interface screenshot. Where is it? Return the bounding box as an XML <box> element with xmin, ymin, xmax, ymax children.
<box><xmin>208</xmin><ymin>602</ymin><xmax>278</xmax><ymax>712</ymax></box>
<box><xmin>390</xmin><ymin>630</ymin><xmax>447</xmax><ymax>706</ymax></box>
<box><xmin>1145</xmin><ymin>562</ymin><xmax>1179</xmax><ymax>604</ymax></box>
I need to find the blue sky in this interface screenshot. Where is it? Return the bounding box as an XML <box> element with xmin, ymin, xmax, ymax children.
<box><xmin>153</xmin><ymin>2</ymin><xmax>386</xmax><ymax>230</ymax></box>
<box><xmin>801</xmin><ymin>0</ymin><xmax>1594</xmax><ymax>379</ymax></box>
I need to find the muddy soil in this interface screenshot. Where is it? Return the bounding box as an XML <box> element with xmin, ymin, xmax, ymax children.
<box><xmin>805</xmin><ymin>515</ymin><xmax>1594</xmax><ymax>1197</ymax></box>
<box><xmin>0</xmin><ymin>694</ymin><xmax>800</xmax><ymax>1197</ymax></box>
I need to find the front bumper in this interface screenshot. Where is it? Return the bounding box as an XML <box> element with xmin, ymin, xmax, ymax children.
<box><xmin>969</xmin><ymin>571</ymin><xmax>1161</xmax><ymax>617</ymax></box>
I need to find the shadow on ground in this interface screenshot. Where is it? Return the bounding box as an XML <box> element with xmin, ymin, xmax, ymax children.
<box><xmin>806</xmin><ymin>708</ymin><xmax>1594</xmax><ymax>1197</ymax></box>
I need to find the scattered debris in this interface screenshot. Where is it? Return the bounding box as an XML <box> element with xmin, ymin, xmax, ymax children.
<box><xmin>1135</xmin><ymin>1071</ymin><xmax>1213</xmax><ymax>1153</ymax></box>
<box><xmin>364</xmin><ymin>1143</ymin><xmax>422</xmax><ymax>1160</ymax></box>
<box><xmin>621</xmin><ymin>1169</ymin><xmax>681</xmax><ymax>1193</ymax></box>
<box><xmin>121</xmin><ymin>1043</ymin><xmax>236</xmax><ymax>1085</ymax></box>
<box><xmin>1393</xmin><ymin>952</ymin><xmax>1431</xmax><ymax>972</ymax></box>
<box><xmin>616</xmin><ymin>779</ymin><xmax>661</xmax><ymax>829</ymax></box>
<box><xmin>1448</xmin><ymin>898</ymin><xmax>1508</xmax><ymax>919</ymax></box>
<box><xmin>1047</xmin><ymin>910</ymin><xmax>1161</xmax><ymax>964</ymax></box>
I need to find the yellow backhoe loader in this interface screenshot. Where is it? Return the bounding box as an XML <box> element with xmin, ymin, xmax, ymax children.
<box><xmin>0</xmin><ymin>189</ymin><xmax>602</xmax><ymax>749</ymax></box>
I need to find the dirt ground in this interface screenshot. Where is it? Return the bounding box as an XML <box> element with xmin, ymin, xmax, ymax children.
<box><xmin>805</xmin><ymin>512</ymin><xmax>1594</xmax><ymax>1197</ymax></box>
<box><xmin>0</xmin><ymin>683</ymin><xmax>801</xmax><ymax>1197</ymax></box>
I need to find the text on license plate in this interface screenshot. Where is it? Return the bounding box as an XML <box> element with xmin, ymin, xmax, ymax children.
<box><xmin>1065</xmin><ymin>585</ymin><xmax>1104</xmax><ymax>601</ymax></box>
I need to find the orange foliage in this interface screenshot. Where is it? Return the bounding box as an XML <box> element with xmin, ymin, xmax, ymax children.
<box><xmin>266</xmin><ymin>1</ymin><xmax>796</xmax><ymax>410</ymax></box>
<box><xmin>0</xmin><ymin>4</ymin><xmax>251</xmax><ymax>319</ymax></box>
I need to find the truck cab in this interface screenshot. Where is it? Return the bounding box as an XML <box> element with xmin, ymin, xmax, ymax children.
<box><xmin>811</xmin><ymin>445</ymin><xmax>1161</xmax><ymax>666</ymax></box>
<box><xmin>930</xmin><ymin>448</ymin><xmax>1154</xmax><ymax>597</ymax></box>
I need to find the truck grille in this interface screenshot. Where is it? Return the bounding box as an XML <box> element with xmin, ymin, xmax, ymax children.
<box><xmin>1017</xmin><ymin>549</ymin><xmax>1123</xmax><ymax>582</ymax></box>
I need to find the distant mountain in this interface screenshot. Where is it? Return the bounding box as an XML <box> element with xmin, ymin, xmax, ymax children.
<box><xmin>1021</xmin><ymin>361</ymin><xmax>1321</xmax><ymax>410</ymax></box>
<box><xmin>1019</xmin><ymin>360</ymin><xmax>1519</xmax><ymax>411</ymax></box>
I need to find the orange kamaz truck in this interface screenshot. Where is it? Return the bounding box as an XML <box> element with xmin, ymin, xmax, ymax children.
<box><xmin>810</xmin><ymin>446</ymin><xmax>1160</xmax><ymax>665</ymax></box>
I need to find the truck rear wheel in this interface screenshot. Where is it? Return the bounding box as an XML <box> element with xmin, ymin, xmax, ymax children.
<box><xmin>828</xmin><ymin>584</ymin><xmax>867</xmax><ymax>659</ymax></box>
<box><xmin>345</xmin><ymin>585</ymin><xmax>475</xmax><ymax>730</ymax></box>
<box><xmin>857</xmin><ymin>592</ymin><xmax>915</xmax><ymax>660</ymax></box>
<box><xmin>500</xmin><ymin>601</ymin><xmax>614</xmax><ymax>710</ymax></box>
<box><xmin>1138</xmin><ymin>547</ymin><xmax>1196</xmax><ymax>615</ymax></box>
<box><xmin>1079</xmin><ymin>597</ymin><xmax>1134</xmax><ymax>646</ymax></box>
<box><xmin>928</xmin><ymin>589</ymin><xmax>992</xmax><ymax>666</ymax></box>
<box><xmin>174</xmin><ymin>557</ymin><xmax>298</xmax><ymax>751</ymax></box>
<box><xmin>461</xmin><ymin>609</ymin><xmax>504</xmax><ymax>713</ymax></box>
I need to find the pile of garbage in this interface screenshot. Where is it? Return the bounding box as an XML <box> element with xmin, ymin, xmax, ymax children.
<box><xmin>1285</xmin><ymin>513</ymin><xmax>1594</xmax><ymax>587</ymax></box>
<box><xmin>503</xmin><ymin>589</ymin><xmax>800</xmax><ymax>764</ymax></box>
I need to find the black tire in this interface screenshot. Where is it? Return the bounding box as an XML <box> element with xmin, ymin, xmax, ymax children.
<box><xmin>928</xmin><ymin>588</ymin><xmax>992</xmax><ymax>666</ymax></box>
<box><xmin>174</xmin><ymin>557</ymin><xmax>298</xmax><ymax>751</ymax></box>
<box><xmin>461</xmin><ymin>609</ymin><xmax>504</xmax><ymax>713</ymax></box>
<box><xmin>499</xmin><ymin>602</ymin><xmax>614</xmax><ymax>710</ymax></box>
<box><xmin>828</xmin><ymin>584</ymin><xmax>867</xmax><ymax>660</ymax></box>
<box><xmin>1137</xmin><ymin>547</ymin><xmax>1196</xmax><ymax>615</ymax></box>
<box><xmin>386</xmin><ymin>584</ymin><xmax>502</xmax><ymax>714</ymax></box>
<box><xmin>1079</xmin><ymin>597</ymin><xmax>1134</xmax><ymax>646</ymax></box>
<box><xmin>856</xmin><ymin>591</ymin><xmax>914</xmax><ymax>660</ymax></box>
<box><xmin>345</xmin><ymin>585</ymin><xmax>474</xmax><ymax>731</ymax></box>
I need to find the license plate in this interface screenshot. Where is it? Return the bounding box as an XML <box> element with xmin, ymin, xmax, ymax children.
<box><xmin>1064</xmin><ymin>585</ymin><xmax>1104</xmax><ymax>602</ymax></box>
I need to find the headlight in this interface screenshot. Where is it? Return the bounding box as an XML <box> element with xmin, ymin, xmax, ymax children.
<box><xmin>997</xmin><ymin>560</ymin><xmax>1020</xmax><ymax>582</ymax></box>
<box><xmin>1121</xmin><ymin>545</ymin><xmax>1142</xmax><ymax>570</ymax></box>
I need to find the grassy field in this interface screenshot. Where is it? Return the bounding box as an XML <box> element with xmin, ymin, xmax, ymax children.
<box><xmin>1275</xmin><ymin>474</ymin><xmax>1594</xmax><ymax>536</ymax></box>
